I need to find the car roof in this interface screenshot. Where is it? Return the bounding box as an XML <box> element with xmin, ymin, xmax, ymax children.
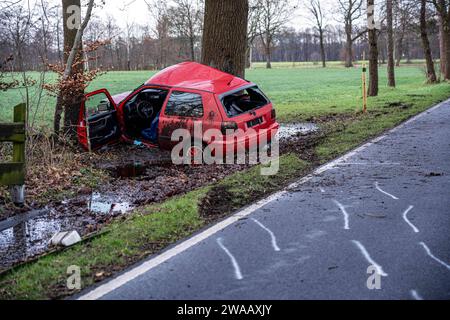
<box><xmin>145</xmin><ymin>62</ymin><xmax>251</xmax><ymax>94</ymax></box>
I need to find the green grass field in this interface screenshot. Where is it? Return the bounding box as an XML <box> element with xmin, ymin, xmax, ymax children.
<box><xmin>1</xmin><ymin>62</ymin><xmax>448</xmax><ymax>126</ymax></box>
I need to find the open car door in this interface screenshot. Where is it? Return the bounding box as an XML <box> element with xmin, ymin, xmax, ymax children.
<box><xmin>78</xmin><ymin>89</ymin><xmax>121</xmax><ymax>151</ymax></box>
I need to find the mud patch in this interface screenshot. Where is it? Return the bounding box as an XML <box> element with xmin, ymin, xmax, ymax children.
<box><xmin>278</xmin><ymin>123</ymin><xmax>319</xmax><ymax>141</ymax></box>
<box><xmin>384</xmin><ymin>101</ymin><xmax>413</xmax><ymax>109</ymax></box>
<box><xmin>280</xmin><ymin>131</ymin><xmax>327</xmax><ymax>163</ymax></box>
<box><xmin>199</xmin><ymin>184</ymin><xmax>235</xmax><ymax>222</ymax></box>
<box><xmin>305</xmin><ymin>112</ymin><xmax>360</xmax><ymax>124</ymax></box>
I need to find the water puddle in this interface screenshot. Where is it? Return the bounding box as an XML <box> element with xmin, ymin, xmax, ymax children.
<box><xmin>114</xmin><ymin>162</ymin><xmax>147</xmax><ymax>178</ymax></box>
<box><xmin>0</xmin><ymin>210</ymin><xmax>74</xmax><ymax>270</ymax></box>
<box><xmin>88</xmin><ymin>193</ymin><xmax>133</xmax><ymax>214</ymax></box>
<box><xmin>0</xmin><ymin>193</ymin><xmax>133</xmax><ymax>271</ymax></box>
<box><xmin>278</xmin><ymin>123</ymin><xmax>320</xmax><ymax>140</ymax></box>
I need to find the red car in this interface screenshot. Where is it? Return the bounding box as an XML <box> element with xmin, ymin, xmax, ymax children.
<box><xmin>78</xmin><ymin>62</ymin><xmax>279</xmax><ymax>156</ymax></box>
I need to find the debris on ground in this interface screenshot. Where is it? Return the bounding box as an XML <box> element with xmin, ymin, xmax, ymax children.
<box><xmin>50</xmin><ymin>231</ymin><xmax>81</xmax><ymax>247</ymax></box>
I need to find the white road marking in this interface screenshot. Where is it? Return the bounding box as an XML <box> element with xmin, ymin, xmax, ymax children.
<box><xmin>419</xmin><ymin>242</ymin><xmax>450</xmax><ymax>271</ymax></box>
<box><xmin>252</xmin><ymin>218</ymin><xmax>281</xmax><ymax>252</ymax></box>
<box><xmin>77</xmin><ymin>99</ymin><xmax>449</xmax><ymax>300</ymax></box>
<box><xmin>375</xmin><ymin>182</ymin><xmax>399</xmax><ymax>200</ymax></box>
<box><xmin>410</xmin><ymin>290</ymin><xmax>424</xmax><ymax>300</ymax></box>
<box><xmin>217</xmin><ymin>238</ymin><xmax>243</xmax><ymax>280</ymax></box>
<box><xmin>402</xmin><ymin>206</ymin><xmax>419</xmax><ymax>233</ymax></box>
<box><xmin>333</xmin><ymin>200</ymin><xmax>350</xmax><ymax>230</ymax></box>
<box><xmin>352</xmin><ymin>240</ymin><xmax>388</xmax><ymax>277</ymax></box>
<box><xmin>336</xmin><ymin>162</ymin><xmax>401</xmax><ymax>166</ymax></box>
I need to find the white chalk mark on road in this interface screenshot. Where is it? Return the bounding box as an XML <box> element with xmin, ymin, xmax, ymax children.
<box><xmin>375</xmin><ymin>182</ymin><xmax>399</xmax><ymax>200</ymax></box>
<box><xmin>352</xmin><ymin>240</ymin><xmax>388</xmax><ymax>277</ymax></box>
<box><xmin>402</xmin><ymin>206</ymin><xmax>419</xmax><ymax>233</ymax></box>
<box><xmin>419</xmin><ymin>242</ymin><xmax>450</xmax><ymax>271</ymax></box>
<box><xmin>410</xmin><ymin>290</ymin><xmax>424</xmax><ymax>300</ymax></box>
<box><xmin>252</xmin><ymin>218</ymin><xmax>281</xmax><ymax>252</ymax></box>
<box><xmin>333</xmin><ymin>200</ymin><xmax>350</xmax><ymax>230</ymax></box>
<box><xmin>217</xmin><ymin>238</ymin><xmax>243</xmax><ymax>280</ymax></box>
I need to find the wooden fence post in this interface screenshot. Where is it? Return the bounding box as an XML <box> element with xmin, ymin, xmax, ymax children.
<box><xmin>0</xmin><ymin>103</ymin><xmax>26</xmax><ymax>206</ymax></box>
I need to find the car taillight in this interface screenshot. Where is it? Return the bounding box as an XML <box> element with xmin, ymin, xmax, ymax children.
<box><xmin>271</xmin><ymin>109</ymin><xmax>276</xmax><ymax>119</ymax></box>
<box><xmin>221</xmin><ymin>121</ymin><xmax>238</xmax><ymax>135</ymax></box>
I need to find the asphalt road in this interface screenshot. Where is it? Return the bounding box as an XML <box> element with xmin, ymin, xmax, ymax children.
<box><xmin>79</xmin><ymin>100</ymin><xmax>450</xmax><ymax>300</ymax></box>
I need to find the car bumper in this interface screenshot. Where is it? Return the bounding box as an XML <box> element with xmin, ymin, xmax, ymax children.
<box><xmin>208</xmin><ymin>122</ymin><xmax>280</xmax><ymax>152</ymax></box>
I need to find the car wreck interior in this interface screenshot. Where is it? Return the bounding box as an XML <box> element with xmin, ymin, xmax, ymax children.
<box><xmin>123</xmin><ymin>88</ymin><xmax>169</xmax><ymax>142</ymax></box>
<box><xmin>222</xmin><ymin>86</ymin><xmax>269</xmax><ymax>117</ymax></box>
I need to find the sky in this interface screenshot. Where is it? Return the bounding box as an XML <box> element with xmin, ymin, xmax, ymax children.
<box><xmin>97</xmin><ymin>0</ymin><xmax>335</xmax><ymax>29</ymax></box>
<box><xmin>23</xmin><ymin>0</ymin><xmax>376</xmax><ymax>31</ymax></box>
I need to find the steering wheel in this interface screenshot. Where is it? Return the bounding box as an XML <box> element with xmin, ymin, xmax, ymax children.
<box><xmin>136</xmin><ymin>100</ymin><xmax>155</xmax><ymax>120</ymax></box>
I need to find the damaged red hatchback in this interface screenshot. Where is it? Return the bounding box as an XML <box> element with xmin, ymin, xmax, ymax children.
<box><xmin>78</xmin><ymin>62</ymin><xmax>279</xmax><ymax>154</ymax></box>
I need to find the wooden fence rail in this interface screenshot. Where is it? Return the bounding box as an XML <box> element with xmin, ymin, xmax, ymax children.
<box><xmin>0</xmin><ymin>103</ymin><xmax>26</xmax><ymax>206</ymax></box>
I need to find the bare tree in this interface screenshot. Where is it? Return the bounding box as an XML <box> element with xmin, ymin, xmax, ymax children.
<box><xmin>367</xmin><ymin>0</ymin><xmax>378</xmax><ymax>96</ymax></box>
<box><xmin>201</xmin><ymin>0</ymin><xmax>248</xmax><ymax>78</ymax></box>
<box><xmin>438</xmin><ymin>15</ymin><xmax>447</xmax><ymax>75</ymax></box>
<box><xmin>246</xmin><ymin>0</ymin><xmax>263</xmax><ymax>68</ymax></box>
<box><xmin>169</xmin><ymin>0</ymin><xmax>203</xmax><ymax>61</ymax></box>
<box><xmin>306</xmin><ymin>0</ymin><xmax>327</xmax><ymax>67</ymax></box>
<box><xmin>104</xmin><ymin>14</ymin><xmax>120</xmax><ymax>69</ymax></box>
<box><xmin>258</xmin><ymin>0</ymin><xmax>295</xmax><ymax>69</ymax></box>
<box><xmin>394</xmin><ymin>0</ymin><xmax>414</xmax><ymax>66</ymax></box>
<box><xmin>54</xmin><ymin>0</ymin><xmax>95</xmax><ymax>137</ymax></box>
<box><xmin>146</xmin><ymin>0</ymin><xmax>171</xmax><ymax>70</ymax></box>
<box><xmin>431</xmin><ymin>0</ymin><xmax>450</xmax><ymax>80</ymax></box>
<box><xmin>420</xmin><ymin>0</ymin><xmax>438</xmax><ymax>83</ymax></box>
<box><xmin>336</xmin><ymin>0</ymin><xmax>365</xmax><ymax>67</ymax></box>
<box><xmin>1</xmin><ymin>1</ymin><xmax>35</xmax><ymax>115</ymax></box>
<box><xmin>386</xmin><ymin>0</ymin><xmax>396</xmax><ymax>87</ymax></box>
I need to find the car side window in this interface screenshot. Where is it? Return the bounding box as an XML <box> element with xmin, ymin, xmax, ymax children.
<box><xmin>85</xmin><ymin>92</ymin><xmax>114</xmax><ymax>117</ymax></box>
<box><xmin>165</xmin><ymin>91</ymin><xmax>204</xmax><ymax>118</ymax></box>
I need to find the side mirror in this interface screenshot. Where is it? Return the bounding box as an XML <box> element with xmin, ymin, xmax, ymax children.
<box><xmin>97</xmin><ymin>101</ymin><xmax>110</xmax><ymax>112</ymax></box>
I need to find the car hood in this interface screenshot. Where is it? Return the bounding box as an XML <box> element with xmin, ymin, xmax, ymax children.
<box><xmin>111</xmin><ymin>91</ymin><xmax>132</xmax><ymax>104</ymax></box>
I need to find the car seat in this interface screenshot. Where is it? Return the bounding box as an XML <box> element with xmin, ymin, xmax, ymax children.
<box><xmin>141</xmin><ymin>111</ymin><xmax>160</xmax><ymax>143</ymax></box>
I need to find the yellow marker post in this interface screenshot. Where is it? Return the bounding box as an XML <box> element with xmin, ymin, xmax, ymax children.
<box><xmin>362</xmin><ymin>52</ymin><xmax>367</xmax><ymax>113</ymax></box>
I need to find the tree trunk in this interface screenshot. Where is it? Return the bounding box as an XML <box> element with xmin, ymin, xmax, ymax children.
<box><xmin>265</xmin><ymin>32</ymin><xmax>272</xmax><ymax>69</ymax></box>
<box><xmin>201</xmin><ymin>0</ymin><xmax>248</xmax><ymax>78</ymax></box>
<box><xmin>386</xmin><ymin>0</ymin><xmax>395</xmax><ymax>87</ymax></box>
<box><xmin>420</xmin><ymin>0</ymin><xmax>437</xmax><ymax>83</ymax></box>
<box><xmin>434</xmin><ymin>2</ymin><xmax>450</xmax><ymax>80</ymax></box>
<box><xmin>189</xmin><ymin>35</ymin><xmax>195</xmax><ymax>61</ymax></box>
<box><xmin>442</xmin><ymin>19</ymin><xmax>450</xmax><ymax>80</ymax></box>
<box><xmin>367</xmin><ymin>0</ymin><xmax>378</xmax><ymax>97</ymax></box>
<box><xmin>439</xmin><ymin>16</ymin><xmax>446</xmax><ymax>75</ymax></box>
<box><xmin>345</xmin><ymin>23</ymin><xmax>353</xmax><ymax>68</ymax></box>
<box><xmin>245</xmin><ymin>46</ymin><xmax>253</xmax><ymax>69</ymax></box>
<box><xmin>319</xmin><ymin>29</ymin><xmax>326</xmax><ymax>68</ymax></box>
<box><xmin>395</xmin><ymin>33</ymin><xmax>404</xmax><ymax>67</ymax></box>
<box><xmin>54</xmin><ymin>0</ymin><xmax>83</xmax><ymax>135</ymax></box>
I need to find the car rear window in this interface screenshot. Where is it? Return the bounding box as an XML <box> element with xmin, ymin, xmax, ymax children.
<box><xmin>221</xmin><ymin>86</ymin><xmax>269</xmax><ymax>117</ymax></box>
<box><xmin>165</xmin><ymin>91</ymin><xmax>204</xmax><ymax>118</ymax></box>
